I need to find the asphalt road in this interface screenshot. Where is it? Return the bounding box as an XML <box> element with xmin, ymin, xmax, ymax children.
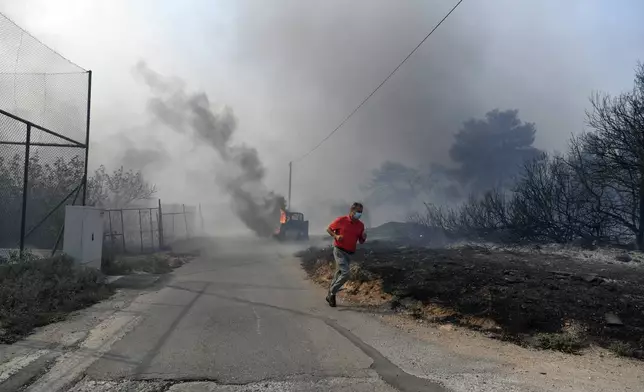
<box><xmin>7</xmin><ymin>237</ymin><xmax>640</xmax><ymax>392</ymax></box>
<box><xmin>53</xmin><ymin>238</ymin><xmax>540</xmax><ymax>392</ymax></box>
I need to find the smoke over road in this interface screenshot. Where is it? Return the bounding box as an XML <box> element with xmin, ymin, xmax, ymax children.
<box><xmin>7</xmin><ymin>0</ymin><xmax>641</xmax><ymax>229</ymax></box>
<box><xmin>134</xmin><ymin>61</ymin><xmax>285</xmax><ymax>237</ymax></box>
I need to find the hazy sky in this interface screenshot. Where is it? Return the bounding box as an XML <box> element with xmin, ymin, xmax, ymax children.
<box><xmin>1</xmin><ymin>0</ymin><xmax>643</xmax><ymax>228</ymax></box>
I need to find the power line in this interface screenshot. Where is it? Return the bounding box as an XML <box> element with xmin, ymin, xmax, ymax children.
<box><xmin>292</xmin><ymin>0</ymin><xmax>465</xmax><ymax>163</ymax></box>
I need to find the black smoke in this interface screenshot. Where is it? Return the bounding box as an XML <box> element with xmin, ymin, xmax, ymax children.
<box><xmin>133</xmin><ymin>61</ymin><xmax>285</xmax><ymax>237</ymax></box>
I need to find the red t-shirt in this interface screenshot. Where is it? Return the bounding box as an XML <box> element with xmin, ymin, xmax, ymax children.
<box><xmin>328</xmin><ymin>215</ymin><xmax>365</xmax><ymax>253</ymax></box>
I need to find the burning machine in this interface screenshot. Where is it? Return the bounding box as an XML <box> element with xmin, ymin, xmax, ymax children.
<box><xmin>274</xmin><ymin>209</ymin><xmax>309</xmax><ymax>241</ymax></box>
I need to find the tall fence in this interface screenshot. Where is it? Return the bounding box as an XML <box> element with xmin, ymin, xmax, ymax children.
<box><xmin>0</xmin><ymin>13</ymin><xmax>91</xmax><ymax>256</ymax></box>
<box><xmin>103</xmin><ymin>201</ymin><xmax>201</xmax><ymax>255</ymax></box>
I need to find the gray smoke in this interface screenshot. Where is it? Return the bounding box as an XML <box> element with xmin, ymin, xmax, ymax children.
<box><xmin>133</xmin><ymin>61</ymin><xmax>285</xmax><ymax>236</ymax></box>
<box><xmin>121</xmin><ymin>147</ymin><xmax>167</xmax><ymax>171</ymax></box>
<box><xmin>9</xmin><ymin>0</ymin><xmax>636</xmax><ymax>228</ymax></box>
<box><xmin>89</xmin><ymin>131</ymin><xmax>169</xmax><ymax>173</ymax></box>
<box><xmin>227</xmin><ymin>0</ymin><xmax>644</xmax><ymax>214</ymax></box>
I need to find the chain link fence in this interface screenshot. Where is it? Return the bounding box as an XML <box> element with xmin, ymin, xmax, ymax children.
<box><xmin>103</xmin><ymin>201</ymin><xmax>199</xmax><ymax>256</ymax></box>
<box><xmin>161</xmin><ymin>203</ymin><xmax>197</xmax><ymax>243</ymax></box>
<box><xmin>0</xmin><ymin>13</ymin><xmax>91</xmax><ymax>257</ymax></box>
<box><xmin>104</xmin><ymin>207</ymin><xmax>161</xmax><ymax>255</ymax></box>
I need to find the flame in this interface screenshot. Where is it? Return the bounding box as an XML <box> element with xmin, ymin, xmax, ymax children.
<box><xmin>280</xmin><ymin>209</ymin><xmax>287</xmax><ymax>224</ymax></box>
<box><xmin>274</xmin><ymin>209</ymin><xmax>287</xmax><ymax>234</ymax></box>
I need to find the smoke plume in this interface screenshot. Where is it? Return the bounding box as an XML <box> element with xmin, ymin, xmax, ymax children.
<box><xmin>133</xmin><ymin>61</ymin><xmax>285</xmax><ymax>237</ymax></box>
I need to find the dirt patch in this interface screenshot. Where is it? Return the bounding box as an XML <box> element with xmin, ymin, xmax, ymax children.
<box><xmin>0</xmin><ymin>255</ymin><xmax>113</xmax><ymax>344</ymax></box>
<box><xmin>298</xmin><ymin>242</ymin><xmax>644</xmax><ymax>358</ymax></box>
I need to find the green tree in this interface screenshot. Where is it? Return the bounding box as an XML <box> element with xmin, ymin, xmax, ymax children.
<box><xmin>450</xmin><ymin>109</ymin><xmax>542</xmax><ymax>193</ymax></box>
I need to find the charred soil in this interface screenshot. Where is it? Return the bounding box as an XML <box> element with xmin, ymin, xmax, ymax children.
<box><xmin>298</xmin><ymin>242</ymin><xmax>644</xmax><ymax>358</ymax></box>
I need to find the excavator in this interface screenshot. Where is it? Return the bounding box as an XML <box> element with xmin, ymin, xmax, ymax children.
<box><xmin>273</xmin><ymin>209</ymin><xmax>309</xmax><ymax>241</ymax></box>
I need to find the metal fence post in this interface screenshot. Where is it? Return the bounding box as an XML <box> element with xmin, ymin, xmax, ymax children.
<box><xmin>108</xmin><ymin>210</ymin><xmax>114</xmax><ymax>250</ymax></box>
<box><xmin>82</xmin><ymin>70</ymin><xmax>92</xmax><ymax>206</ymax></box>
<box><xmin>183</xmin><ymin>204</ymin><xmax>190</xmax><ymax>239</ymax></box>
<box><xmin>158</xmin><ymin>199</ymin><xmax>165</xmax><ymax>249</ymax></box>
<box><xmin>19</xmin><ymin>124</ymin><xmax>31</xmax><ymax>256</ymax></box>
<box><xmin>138</xmin><ymin>209</ymin><xmax>143</xmax><ymax>252</ymax></box>
<box><xmin>120</xmin><ymin>209</ymin><xmax>126</xmax><ymax>253</ymax></box>
<box><xmin>148</xmin><ymin>208</ymin><xmax>154</xmax><ymax>249</ymax></box>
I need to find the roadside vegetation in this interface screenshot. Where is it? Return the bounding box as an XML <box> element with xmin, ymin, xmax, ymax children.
<box><xmin>0</xmin><ymin>162</ymin><xmax>169</xmax><ymax>343</ymax></box>
<box><xmin>0</xmin><ymin>242</ymin><xmax>199</xmax><ymax>344</ymax></box>
<box><xmin>0</xmin><ymin>252</ymin><xmax>112</xmax><ymax>343</ymax></box>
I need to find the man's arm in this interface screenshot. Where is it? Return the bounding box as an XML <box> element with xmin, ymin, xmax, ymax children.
<box><xmin>327</xmin><ymin>218</ymin><xmax>342</xmax><ymax>241</ymax></box>
<box><xmin>358</xmin><ymin>227</ymin><xmax>367</xmax><ymax>244</ymax></box>
<box><xmin>327</xmin><ymin>226</ymin><xmax>339</xmax><ymax>240</ymax></box>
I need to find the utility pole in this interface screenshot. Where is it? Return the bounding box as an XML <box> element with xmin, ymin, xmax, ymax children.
<box><xmin>288</xmin><ymin>161</ymin><xmax>292</xmax><ymax>210</ymax></box>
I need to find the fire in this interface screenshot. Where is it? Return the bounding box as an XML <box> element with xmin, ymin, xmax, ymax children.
<box><xmin>274</xmin><ymin>209</ymin><xmax>287</xmax><ymax>235</ymax></box>
<box><xmin>280</xmin><ymin>209</ymin><xmax>287</xmax><ymax>224</ymax></box>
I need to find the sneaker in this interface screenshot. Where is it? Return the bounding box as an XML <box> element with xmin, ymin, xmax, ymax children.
<box><xmin>325</xmin><ymin>294</ymin><xmax>336</xmax><ymax>307</ymax></box>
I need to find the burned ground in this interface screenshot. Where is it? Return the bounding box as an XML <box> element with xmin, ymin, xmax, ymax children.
<box><xmin>298</xmin><ymin>241</ymin><xmax>644</xmax><ymax>357</ymax></box>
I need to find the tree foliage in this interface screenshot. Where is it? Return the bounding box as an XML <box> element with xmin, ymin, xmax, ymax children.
<box><xmin>86</xmin><ymin>166</ymin><xmax>157</xmax><ymax>208</ymax></box>
<box><xmin>450</xmin><ymin>109</ymin><xmax>542</xmax><ymax>192</ymax></box>
<box><xmin>0</xmin><ymin>154</ymin><xmax>156</xmax><ymax>248</ymax></box>
<box><xmin>412</xmin><ymin>63</ymin><xmax>644</xmax><ymax>248</ymax></box>
<box><xmin>364</xmin><ymin>110</ymin><xmax>540</xmax><ymax>214</ymax></box>
<box><xmin>563</xmin><ymin>63</ymin><xmax>644</xmax><ymax>246</ymax></box>
<box><xmin>0</xmin><ymin>154</ymin><xmax>85</xmax><ymax>248</ymax></box>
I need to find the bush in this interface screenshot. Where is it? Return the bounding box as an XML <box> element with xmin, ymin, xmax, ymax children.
<box><xmin>0</xmin><ymin>249</ymin><xmax>41</xmax><ymax>265</ymax></box>
<box><xmin>532</xmin><ymin>332</ymin><xmax>587</xmax><ymax>354</ymax></box>
<box><xmin>0</xmin><ymin>255</ymin><xmax>112</xmax><ymax>343</ymax></box>
<box><xmin>608</xmin><ymin>341</ymin><xmax>637</xmax><ymax>358</ymax></box>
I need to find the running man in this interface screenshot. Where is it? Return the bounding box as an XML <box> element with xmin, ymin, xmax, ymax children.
<box><xmin>325</xmin><ymin>202</ymin><xmax>367</xmax><ymax>307</ymax></box>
